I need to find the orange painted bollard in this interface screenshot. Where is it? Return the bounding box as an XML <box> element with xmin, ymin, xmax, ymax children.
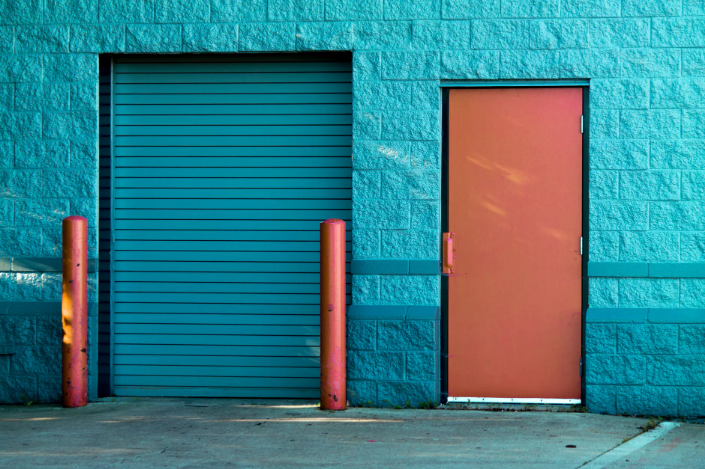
<box><xmin>62</xmin><ymin>216</ymin><xmax>88</xmax><ymax>408</ymax></box>
<box><xmin>320</xmin><ymin>219</ymin><xmax>346</xmax><ymax>410</ymax></box>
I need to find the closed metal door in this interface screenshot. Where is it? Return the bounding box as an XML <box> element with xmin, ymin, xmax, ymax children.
<box><xmin>110</xmin><ymin>54</ymin><xmax>352</xmax><ymax>398</ymax></box>
<box><xmin>447</xmin><ymin>88</ymin><xmax>583</xmax><ymax>403</ymax></box>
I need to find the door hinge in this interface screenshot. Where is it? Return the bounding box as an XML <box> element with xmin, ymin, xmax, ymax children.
<box><xmin>580</xmin><ymin>237</ymin><xmax>583</xmax><ymax>255</ymax></box>
<box><xmin>580</xmin><ymin>358</ymin><xmax>583</xmax><ymax>377</ymax></box>
<box><xmin>580</xmin><ymin>115</ymin><xmax>584</xmax><ymax>134</ymax></box>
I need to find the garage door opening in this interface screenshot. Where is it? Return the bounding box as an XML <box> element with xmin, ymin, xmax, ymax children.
<box><xmin>99</xmin><ymin>53</ymin><xmax>352</xmax><ymax>398</ymax></box>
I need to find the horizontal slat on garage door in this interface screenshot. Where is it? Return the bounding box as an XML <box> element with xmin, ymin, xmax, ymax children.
<box><xmin>112</xmin><ymin>54</ymin><xmax>351</xmax><ymax>398</ymax></box>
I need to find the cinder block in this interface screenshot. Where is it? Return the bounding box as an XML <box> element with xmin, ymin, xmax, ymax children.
<box><xmin>347</xmin><ymin>320</ymin><xmax>376</xmax><ymax>351</ymax></box>
<box><xmin>440</xmin><ymin>50</ymin><xmax>499</xmax><ymax>79</ymax></box>
<box><xmin>407</xmin><ymin>351</ymin><xmax>436</xmax><ymax>381</ymax></box>
<box><xmin>616</xmin><ymin>385</ymin><xmax>678</xmax><ymax>416</ymax></box>
<box><xmin>45</xmin><ymin>0</ymin><xmax>98</xmax><ymax>23</ymax></box>
<box><xmin>589</xmin><ymin>19</ymin><xmax>649</xmax><ymax>48</ymax></box>
<box><xmin>211</xmin><ymin>0</ymin><xmax>266</xmax><ymax>22</ymax></box>
<box><xmin>43</xmin><ymin>54</ymin><xmax>98</xmax><ymax>82</ymax></box>
<box><xmin>620</xmin><ymin>110</ymin><xmax>681</xmax><ymax>140</ymax></box>
<box><xmin>15</xmin><ymin>25</ymin><xmax>69</xmax><ymax>53</ymax></box>
<box><xmin>562</xmin><ymin>0</ymin><xmax>620</xmax><ymax>17</ymax></box>
<box><xmin>353</xmin><ymin>140</ymin><xmax>411</xmax><ymax>169</ymax></box>
<box><xmin>353</xmin><ymin>200</ymin><xmax>410</xmax><ymax>229</ymax></box>
<box><xmin>682</xmin><ymin>110</ymin><xmax>705</xmax><ymax>138</ymax></box>
<box><xmin>352</xmin><ymin>275</ymin><xmax>381</xmax><ymax>304</ymax></box>
<box><xmin>678</xmin><ymin>387</ymin><xmax>705</xmax><ymax>417</ymax></box>
<box><xmin>590</xmin><ymin>201</ymin><xmax>648</xmax><ymax>230</ymax></box>
<box><xmin>499</xmin><ymin>50</ymin><xmax>560</xmax><ymax>79</ymax></box>
<box><xmin>183</xmin><ymin>24</ymin><xmax>238</xmax><ymax>52</ymax></box>
<box><xmin>441</xmin><ymin>0</ymin><xmax>499</xmax><ymax>20</ymax></box>
<box><xmin>679</xmin><ymin>325</ymin><xmax>705</xmax><ymax>354</ymax></box>
<box><xmin>324</xmin><ymin>0</ymin><xmax>382</xmax><ymax>21</ymax></box>
<box><xmin>650</xmin><ymin>202</ymin><xmax>705</xmax><ymax>231</ymax></box>
<box><xmin>559</xmin><ymin>48</ymin><xmax>620</xmax><ymax>78</ymax></box>
<box><xmin>11</xmin><ymin>345</ymin><xmax>61</xmax><ymax>375</ymax></box>
<box><xmin>380</xmin><ymin>275</ymin><xmax>439</xmax><ymax>306</ymax></box>
<box><xmin>617</xmin><ymin>324</ymin><xmax>678</xmax><ymax>355</ymax></box>
<box><xmin>353</xmin><ymin>230</ymin><xmax>381</xmax><ymax>259</ymax></box>
<box><xmin>589</xmin><ymin>231</ymin><xmax>619</xmax><ymax>262</ymax></box>
<box><xmin>37</xmin><ymin>373</ymin><xmax>61</xmax><ymax>403</ymax></box>
<box><xmin>622</xmin><ymin>49</ymin><xmax>680</xmax><ymax>78</ymax></box>
<box><xmin>590</xmin><ymin>171</ymin><xmax>619</xmax><ymax>200</ymax></box>
<box><xmin>69</xmin><ymin>24</ymin><xmax>125</xmax><ymax>52</ymax></box>
<box><xmin>353</xmin><ymin>52</ymin><xmax>381</xmax><ymax>81</ymax></box>
<box><xmin>647</xmin><ymin>356</ymin><xmax>705</xmax><ymax>386</ymax></box>
<box><xmin>619</xmin><ymin>278</ymin><xmax>679</xmax><ymax>308</ymax></box>
<box><xmin>378</xmin><ymin>381</ymin><xmax>436</xmax><ymax>407</ymax></box>
<box><xmin>348</xmin><ymin>350</ymin><xmax>404</xmax><ymax>380</ymax></box>
<box><xmin>590</xmin><ymin>79</ymin><xmax>649</xmax><ymax>109</ymax></box>
<box><xmin>99</xmin><ymin>0</ymin><xmax>155</xmax><ymax>23</ymax></box>
<box><xmin>472</xmin><ymin>20</ymin><xmax>529</xmax><ymax>49</ymax></box>
<box><xmin>586</xmin><ymin>354</ymin><xmax>646</xmax><ymax>385</ymax></box>
<box><xmin>651</xmin><ymin>79</ymin><xmax>705</xmax><ymax>109</ymax></box>
<box><xmin>384</xmin><ymin>0</ymin><xmax>440</xmax><ymax>20</ymax></box>
<box><xmin>586</xmin><ymin>385</ymin><xmax>617</xmax><ymax>414</ymax></box>
<box><xmin>590</xmin><ymin>139</ymin><xmax>649</xmax><ymax>170</ymax></box>
<box><xmin>353</xmin><ymin>21</ymin><xmax>410</xmax><ymax>50</ymax></box>
<box><xmin>588</xmin><ymin>278</ymin><xmax>619</xmax><ymax>308</ymax></box>
<box><xmin>0</xmin><ymin>374</ymin><xmax>37</xmax><ymax>404</ymax></box>
<box><xmin>0</xmin><ymin>316</ymin><xmax>36</xmax><ymax>345</ymax></box>
<box><xmin>619</xmin><ymin>232</ymin><xmax>680</xmax><ymax>263</ymax></box>
<box><xmin>269</xmin><ymin>0</ymin><xmax>323</xmax><ymax>21</ymax></box>
<box><xmin>586</xmin><ymin>324</ymin><xmax>617</xmax><ymax>354</ymax></box>
<box><xmin>354</xmin><ymin>81</ymin><xmax>411</xmax><ymax>111</ymax></box>
<box><xmin>126</xmin><ymin>24</ymin><xmax>181</xmax><ymax>53</ymax></box>
<box><xmin>295</xmin><ymin>22</ymin><xmax>353</xmax><ymax>50</ymax></box>
<box><xmin>381</xmin><ymin>51</ymin><xmax>440</xmax><ymax>80</ymax></box>
<box><xmin>653</xmin><ymin>18</ymin><xmax>705</xmax><ymax>48</ymax></box>
<box><xmin>240</xmin><ymin>23</ymin><xmax>296</xmax><ymax>51</ymax></box>
<box><xmin>347</xmin><ymin>379</ymin><xmax>377</xmax><ymax>406</ymax></box>
<box><xmin>378</xmin><ymin>320</ymin><xmax>435</xmax><ymax>351</ymax></box>
<box><xmin>155</xmin><ymin>0</ymin><xmax>209</xmax><ymax>22</ymax></box>
<box><xmin>621</xmin><ymin>170</ymin><xmax>680</xmax><ymax>201</ymax></box>
<box><xmin>381</xmin><ymin>111</ymin><xmax>440</xmax><ymax>140</ymax></box>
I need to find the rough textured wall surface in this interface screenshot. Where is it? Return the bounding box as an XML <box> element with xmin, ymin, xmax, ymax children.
<box><xmin>0</xmin><ymin>0</ymin><xmax>704</xmax><ymax>414</ymax></box>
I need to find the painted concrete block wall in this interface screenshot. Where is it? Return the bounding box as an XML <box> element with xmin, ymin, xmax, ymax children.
<box><xmin>0</xmin><ymin>0</ymin><xmax>703</xmax><ymax>414</ymax></box>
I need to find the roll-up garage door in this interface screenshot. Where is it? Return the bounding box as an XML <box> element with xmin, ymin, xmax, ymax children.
<box><xmin>111</xmin><ymin>54</ymin><xmax>352</xmax><ymax>398</ymax></box>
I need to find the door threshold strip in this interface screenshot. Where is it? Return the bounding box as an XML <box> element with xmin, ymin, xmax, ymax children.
<box><xmin>447</xmin><ymin>397</ymin><xmax>581</xmax><ymax>405</ymax></box>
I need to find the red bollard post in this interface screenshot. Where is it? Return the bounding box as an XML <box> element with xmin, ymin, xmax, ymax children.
<box><xmin>62</xmin><ymin>216</ymin><xmax>88</xmax><ymax>408</ymax></box>
<box><xmin>320</xmin><ymin>219</ymin><xmax>346</xmax><ymax>410</ymax></box>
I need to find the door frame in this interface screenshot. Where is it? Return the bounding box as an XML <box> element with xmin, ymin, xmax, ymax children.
<box><xmin>440</xmin><ymin>82</ymin><xmax>590</xmax><ymax>405</ymax></box>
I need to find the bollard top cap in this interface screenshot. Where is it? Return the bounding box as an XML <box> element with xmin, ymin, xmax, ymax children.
<box><xmin>321</xmin><ymin>218</ymin><xmax>345</xmax><ymax>225</ymax></box>
<box><xmin>63</xmin><ymin>215</ymin><xmax>88</xmax><ymax>223</ymax></box>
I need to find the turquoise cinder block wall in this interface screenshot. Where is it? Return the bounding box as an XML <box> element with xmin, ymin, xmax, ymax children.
<box><xmin>0</xmin><ymin>0</ymin><xmax>704</xmax><ymax>415</ymax></box>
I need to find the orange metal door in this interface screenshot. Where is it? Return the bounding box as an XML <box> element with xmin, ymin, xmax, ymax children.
<box><xmin>447</xmin><ymin>88</ymin><xmax>583</xmax><ymax>402</ymax></box>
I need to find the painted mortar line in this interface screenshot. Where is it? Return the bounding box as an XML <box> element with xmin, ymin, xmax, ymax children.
<box><xmin>579</xmin><ymin>422</ymin><xmax>680</xmax><ymax>469</ymax></box>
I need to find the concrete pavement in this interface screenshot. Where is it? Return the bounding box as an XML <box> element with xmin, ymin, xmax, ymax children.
<box><xmin>0</xmin><ymin>398</ymin><xmax>700</xmax><ymax>468</ymax></box>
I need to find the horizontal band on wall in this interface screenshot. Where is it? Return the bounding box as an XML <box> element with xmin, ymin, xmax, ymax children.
<box><xmin>348</xmin><ymin>305</ymin><xmax>440</xmax><ymax>321</ymax></box>
<box><xmin>586</xmin><ymin>307</ymin><xmax>705</xmax><ymax>324</ymax></box>
<box><xmin>588</xmin><ymin>262</ymin><xmax>705</xmax><ymax>278</ymax></box>
<box><xmin>351</xmin><ymin>260</ymin><xmax>439</xmax><ymax>275</ymax></box>
<box><xmin>0</xmin><ymin>302</ymin><xmax>99</xmax><ymax>316</ymax></box>
<box><xmin>440</xmin><ymin>79</ymin><xmax>590</xmax><ymax>87</ymax></box>
<box><xmin>0</xmin><ymin>258</ymin><xmax>98</xmax><ymax>273</ymax></box>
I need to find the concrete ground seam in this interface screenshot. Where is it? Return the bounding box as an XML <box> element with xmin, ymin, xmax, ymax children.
<box><xmin>580</xmin><ymin>422</ymin><xmax>681</xmax><ymax>469</ymax></box>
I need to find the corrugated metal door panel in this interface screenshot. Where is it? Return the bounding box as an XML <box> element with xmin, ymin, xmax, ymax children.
<box><xmin>111</xmin><ymin>54</ymin><xmax>352</xmax><ymax>398</ymax></box>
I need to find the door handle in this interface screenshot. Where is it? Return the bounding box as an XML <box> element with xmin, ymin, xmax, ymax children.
<box><xmin>443</xmin><ymin>232</ymin><xmax>454</xmax><ymax>274</ymax></box>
